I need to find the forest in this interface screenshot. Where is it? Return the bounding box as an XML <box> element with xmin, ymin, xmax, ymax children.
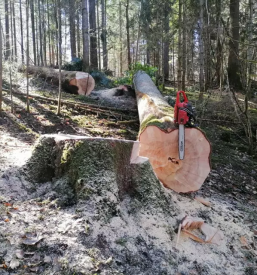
<box><xmin>0</xmin><ymin>0</ymin><xmax>257</xmax><ymax>275</ymax></box>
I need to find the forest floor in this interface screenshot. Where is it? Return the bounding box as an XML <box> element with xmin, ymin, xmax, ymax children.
<box><xmin>0</xmin><ymin>75</ymin><xmax>257</xmax><ymax>274</ymax></box>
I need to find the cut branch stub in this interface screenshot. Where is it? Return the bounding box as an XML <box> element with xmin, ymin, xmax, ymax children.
<box><xmin>133</xmin><ymin>71</ymin><xmax>211</xmax><ymax>193</ymax></box>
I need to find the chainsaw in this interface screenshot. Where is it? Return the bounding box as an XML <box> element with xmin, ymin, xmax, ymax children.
<box><xmin>174</xmin><ymin>91</ymin><xmax>196</xmax><ymax>160</ymax></box>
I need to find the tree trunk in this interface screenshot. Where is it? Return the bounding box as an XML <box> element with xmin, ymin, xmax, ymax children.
<box><xmin>82</xmin><ymin>0</ymin><xmax>90</xmax><ymax>71</ymax></box>
<box><xmin>0</xmin><ymin>16</ymin><xmax>2</xmax><ymax>112</ymax></box>
<box><xmin>76</xmin><ymin>0</ymin><xmax>81</xmax><ymax>58</ymax></box>
<box><xmin>26</xmin><ymin>0</ymin><xmax>30</xmax><ymax>113</ymax></box>
<box><xmin>57</xmin><ymin>0</ymin><xmax>62</xmax><ymax>115</ymax></box>
<box><xmin>177</xmin><ymin>0</ymin><xmax>182</xmax><ymax>90</ymax></box>
<box><xmin>96</xmin><ymin>0</ymin><xmax>101</xmax><ymax>70</ymax></box>
<box><xmin>19</xmin><ymin>0</ymin><xmax>24</xmax><ymax>64</ymax></box>
<box><xmin>163</xmin><ymin>2</ymin><xmax>169</xmax><ymax>80</ymax></box>
<box><xmin>4</xmin><ymin>0</ymin><xmax>11</xmax><ymax>60</ymax></box>
<box><xmin>20</xmin><ymin>66</ymin><xmax>95</xmax><ymax>95</ymax></box>
<box><xmin>89</xmin><ymin>0</ymin><xmax>98</xmax><ymax>69</ymax></box>
<box><xmin>119</xmin><ymin>0</ymin><xmax>123</xmax><ymax>75</ymax></box>
<box><xmin>133</xmin><ymin>71</ymin><xmax>211</xmax><ymax>193</ymax></box>
<box><xmin>12</xmin><ymin>0</ymin><xmax>17</xmax><ymax>62</ymax></box>
<box><xmin>38</xmin><ymin>0</ymin><xmax>44</xmax><ymax>66</ymax></box>
<box><xmin>228</xmin><ymin>0</ymin><xmax>241</xmax><ymax>89</ymax></box>
<box><xmin>182</xmin><ymin>2</ymin><xmax>186</xmax><ymax>90</ymax></box>
<box><xmin>69</xmin><ymin>0</ymin><xmax>77</xmax><ymax>60</ymax></box>
<box><xmin>101</xmin><ymin>0</ymin><xmax>108</xmax><ymax>70</ymax></box>
<box><xmin>30</xmin><ymin>0</ymin><xmax>37</xmax><ymax>65</ymax></box>
<box><xmin>198</xmin><ymin>0</ymin><xmax>205</xmax><ymax>100</ymax></box>
<box><xmin>126</xmin><ymin>0</ymin><xmax>131</xmax><ymax>69</ymax></box>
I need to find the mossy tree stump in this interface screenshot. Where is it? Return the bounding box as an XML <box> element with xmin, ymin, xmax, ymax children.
<box><xmin>133</xmin><ymin>71</ymin><xmax>211</xmax><ymax>193</ymax></box>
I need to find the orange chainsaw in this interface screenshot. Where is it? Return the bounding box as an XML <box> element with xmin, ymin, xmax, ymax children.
<box><xmin>174</xmin><ymin>91</ymin><xmax>196</xmax><ymax>160</ymax></box>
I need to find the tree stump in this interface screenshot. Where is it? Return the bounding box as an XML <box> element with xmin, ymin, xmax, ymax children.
<box><xmin>133</xmin><ymin>71</ymin><xmax>211</xmax><ymax>193</ymax></box>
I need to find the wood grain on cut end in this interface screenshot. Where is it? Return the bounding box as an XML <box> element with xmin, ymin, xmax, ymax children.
<box><xmin>69</xmin><ymin>72</ymin><xmax>95</xmax><ymax>95</ymax></box>
<box><xmin>139</xmin><ymin>126</ymin><xmax>211</xmax><ymax>193</ymax></box>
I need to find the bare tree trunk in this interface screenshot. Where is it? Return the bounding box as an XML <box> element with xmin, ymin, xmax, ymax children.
<box><xmin>182</xmin><ymin>2</ymin><xmax>186</xmax><ymax>90</ymax></box>
<box><xmin>228</xmin><ymin>0</ymin><xmax>241</xmax><ymax>89</ymax></box>
<box><xmin>30</xmin><ymin>0</ymin><xmax>37</xmax><ymax>65</ymax></box>
<box><xmin>26</xmin><ymin>0</ymin><xmax>30</xmax><ymax>113</ymax></box>
<box><xmin>97</xmin><ymin>0</ymin><xmax>101</xmax><ymax>70</ymax></box>
<box><xmin>47</xmin><ymin>0</ymin><xmax>52</xmax><ymax>65</ymax></box>
<box><xmin>10</xmin><ymin>0</ymin><xmax>14</xmax><ymax>60</ymax></box>
<box><xmin>42</xmin><ymin>0</ymin><xmax>47</xmax><ymax>66</ymax></box>
<box><xmin>126</xmin><ymin>0</ymin><xmax>131</xmax><ymax>69</ymax></box>
<box><xmin>216</xmin><ymin>0</ymin><xmax>222</xmax><ymax>86</ymax></box>
<box><xmin>89</xmin><ymin>0</ymin><xmax>98</xmax><ymax>69</ymax></box>
<box><xmin>82</xmin><ymin>0</ymin><xmax>90</xmax><ymax>71</ymax></box>
<box><xmin>5</xmin><ymin>0</ymin><xmax>11</xmax><ymax>60</ymax></box>
<box><xmin>57</xmin><ymin>0</ymin><xmax>62</xmax><ymax>115</ymax></box>
<box><xmin>199</xmin><ymin>0</ymin><xmax>205</xmax><ymax>100</ymax></box>
<box><xmin>119</xmin><ymin>0</ymin><xmax>123</xmax><ymax>75</ymax></box>
<box><xmin>11</xmin><ymin>1</ymin><xmax>17</xmax><ymax>62</ymax></box>
<box><xmin>177</xmin><ymin>0</ymin><xmax>182</xmax><ymax>90</ymax></box>
<box><xmin>101</xmin><ymin>0</ymin><xmax>108</xmax><ymax>70</ymax></box>
<box><xmin>19</xmin><ymin>0</ymin><xmax>24</xmax><ymax>64</ymax></box>
<box><xmin>76</xmin><ymin>0</ymin><xmax>81</xmax><ymax>58</ymax></box>
<box><xmin>163</xmin><ymin>1</ymin><xmax>169</xmax><ymax>80</ymax></box>
<box><xmin>38</xmin><ymin>0</ymin><xmax>44</xmax><ymax>66</ymax></box>
<box><xmin>69</xmin><ymin>0</ymin><xmax>77</xmax><ymax>60</ymax></box>
<box><xmin>0</xmin><ymin>16</ymin><xmax>2</xmax><ymax>112</ymax></box>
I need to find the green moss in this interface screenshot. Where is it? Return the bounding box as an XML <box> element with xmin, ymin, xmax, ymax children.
<box><xmin>140</xmin><ymin>114</ymin><xmax>174</xmax><ymax>135</ymax></box>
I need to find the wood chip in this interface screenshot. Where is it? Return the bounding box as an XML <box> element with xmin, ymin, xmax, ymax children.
<box><xmin>195</xmin><ymin>196</ymin><xmax>211</xmax><ymax>207</ymax></box>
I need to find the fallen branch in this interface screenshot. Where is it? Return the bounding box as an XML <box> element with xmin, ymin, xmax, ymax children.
<box><xmin>3</xmin><ymin>89</ymin><xmax>137</xmax><ymax>120</ymax></box>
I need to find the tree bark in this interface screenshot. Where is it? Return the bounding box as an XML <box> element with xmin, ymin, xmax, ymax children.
<box><xmin>198</xmin><ymin>0</ymin><xmax>205</xmax><ymax>100</ymax></box>
<box><xmin>163</xmin><ymin>2</ymin><xmax>170</xmax><ymax>80</ymax></box>
<box><xmin>4</xmin><ymin>0</ymin><xmax>11</xmax><ymax>60</ymax></box>
<box><xmin>82</xmin><ymin>0</ymin><xmax>90</xmax><ymax>71</ymax></box>
<box><xmin>133</xmin><ymin>71</ymin><xmax>211</xmax><ymax>193</ymax></box>
<box><xmin>228</xmin><ymin>0</ymin><xmax>241</xmax><ymax>89</ymax></box>
<box><xmin>19</xmin><ymin>0</ymin><xmax>24</xmax><ymax>64</ymax></box>
<box><xmin>38</xmin><ymin>0</ymin><xmax>44</xmax><ymax>66</ymax></box>
<box><xmin>101</xmin><ymin>0</ymin><xmax>108</xmax><ymax>70</ymax></box>
<box><xmin>20</xmin><ymin>66</ymin><xmax>95</xmax><ymax>95</ymax></box>
<box><xmin>126</xmin><ymin>0</ymin><xmax>131</xmax><ymax>69</ymax></box>
<box><xmin>69</xmin><ymin>0</ymin><xmax>77</xmax><ymax>60</ymax></box>
<box><xmin>30</xmin><ymin>0</ymin><xmax>37</xmax><ymax>65</ymax></box>
<box><xmin>12</xmin><ymin>0</ymin><xmax>17</xmax><ymax>62</ymax></box>
<box><xmin>57</xmin><ymin>0</ymin><xmax>62</xmax><ymax>115</ymax></box>
<box><xmin>177</xmin><ymin>0</ymin><xmax>182</xmax><ymax>90</ymax></box>
<box><xmin>89</xmin><ymin>0</ymin><xmax>98</xmax><ymax>69</ymax></box>
<box><xmin>0</xmin><ymin>16</ymin><xmax>2</xmax><ymax>112</ymax></box>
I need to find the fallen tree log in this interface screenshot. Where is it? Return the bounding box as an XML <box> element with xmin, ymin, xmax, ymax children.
<box><xmin>19</xmin><ymin>65</ymin><xmax>95</xmax><ymax>95</ymax></box>
<box><xmin>133</xmin><ymin>71</ymin><xmax>211</xmax><ymax>193</ymax></box>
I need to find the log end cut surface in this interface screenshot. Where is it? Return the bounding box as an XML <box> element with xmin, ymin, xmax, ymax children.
<box><xmin>139</xmin><ymin>126</ymin><xmax>211</xmax><ymax>193</ymax></box>
<box><xmin>69</xmin><ymin>72</ymin><xmax>95</xmax><ymax>95</ymax></box>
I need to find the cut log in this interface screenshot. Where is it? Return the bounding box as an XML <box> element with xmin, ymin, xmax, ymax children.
<box><xmin>19</xmin><ymin>65</ymin><xmax>95</xmax><ymax>95</ymax></box>
<box><xmin>133</xmin><ymin>71</ymin><xmax>211</xmax><ymax>193</ymax></box>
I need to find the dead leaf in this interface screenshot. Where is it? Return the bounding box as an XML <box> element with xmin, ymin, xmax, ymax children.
<box><xmin>180</xmin><ymin>216</ymin><xmax>225</xmax><ymax>245</ymax></box>
<box><xmin>4</xmin><ymin>218</ymin><xmax>10</xmax><ymax>222</ymax></box>
<box><xmin>240</xmin><ymin>236</ymin><xmax>251</xmax><ymax>249</ymax></box>
<box><xmin>182</xmin><ymin>229</ymin><xmax>206</xmax><ymax>243</ymax></box>
<box><xmin>195</xmin><ymin>196</ymin><xmax>211</xmax><ymax>207</ymax></box>
<box><xmin>4</xmin><ymin>203</ymin><xmax>12</xmax><ymax>207</ymax></box>
<box><xmin>181</xmin><ymin>216</ymin><xmax>204</xmax><ymax>230</ymax></box>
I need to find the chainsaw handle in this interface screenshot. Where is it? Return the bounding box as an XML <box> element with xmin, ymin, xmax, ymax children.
<box><xmin>176</xmin><ymin>90</ymin><xmax>189</xmax><ymax>105</ymax></box>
